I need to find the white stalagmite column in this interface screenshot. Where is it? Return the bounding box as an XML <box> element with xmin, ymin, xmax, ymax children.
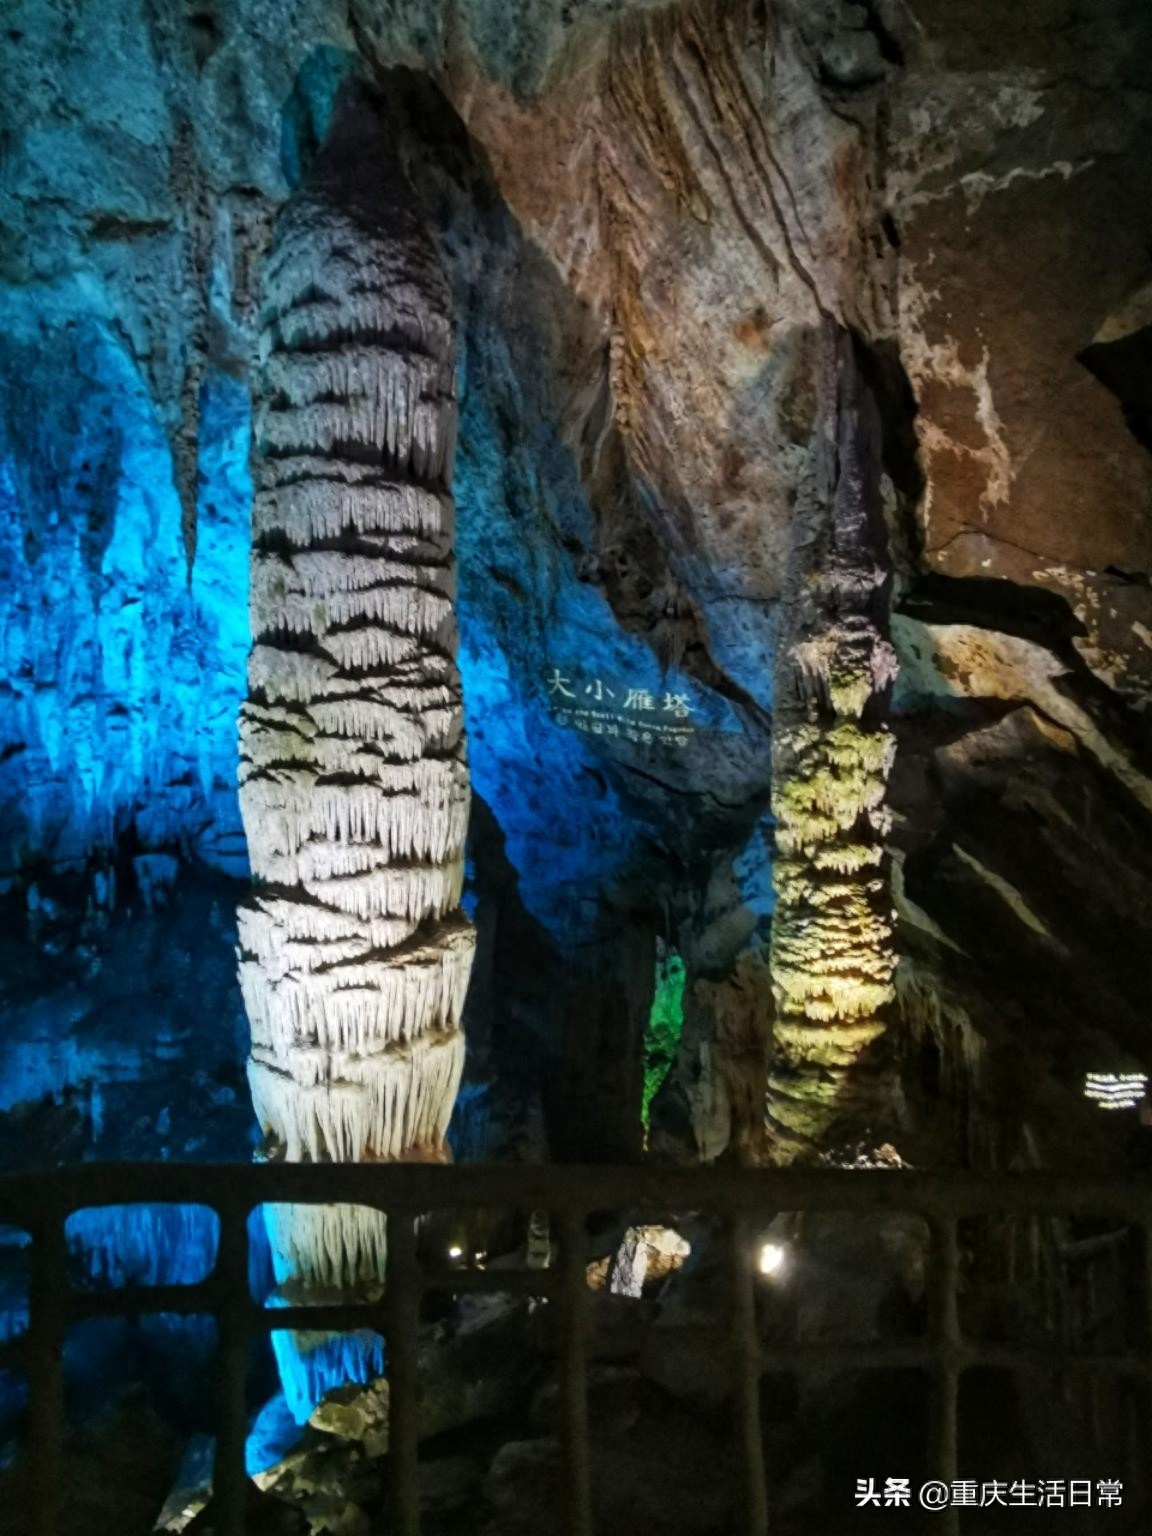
<box><xmin>238</xmin><ymin>96</ymin><xmax>474</xmax><ymax>1298</ymax></box>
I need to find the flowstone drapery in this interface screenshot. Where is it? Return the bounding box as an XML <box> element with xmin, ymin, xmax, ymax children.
<box><xmin>766</xmin><ymin>327</ymin><xmax>898</xmax><ymax>1161</ymax></box>
<box><xmin>237</xmin><ymin>96</ymin><xmax>474</xmax><ymax>1311</ymax></box>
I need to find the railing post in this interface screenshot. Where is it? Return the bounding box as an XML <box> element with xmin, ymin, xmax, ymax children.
<box><xmin>28</xmin><ymin>1204</ymin><xmax>66</xmax><ymax>1536</ymax></box>
<box><xmin>558</xmin><ymin>1208</ymin><xmax>593</xmax><ymax>1536</ymax></box>
<box><xmin>927</xmin><ymin>1214</ymin><xmax>960</xmax><ymax>1536</ymax></box>
<box><xmin>730</xmin><ymin>1216</ymin><xmax>768</xmax><ymax>1536</ymax></box>
<box><xmin>214</xmin><ymin>1205</ymin><xmax>250</xmax><ymax>1536</ymax></box>
<box><xmin>1141</xmin><ymin>1216</ymin><xmax>1152</xmax><ymax>1510</ymax></box>
<box><xmin>385</xmin><ymin>1207</ymin><xmax>422</xmax><ymax>1536</ymax></box>
<box><xmin>15</xmin><ymin>1161</ymin><xmax>1152</xmax><ymax>1536</ymax></box>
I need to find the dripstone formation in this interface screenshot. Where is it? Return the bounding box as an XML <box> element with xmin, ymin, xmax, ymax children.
<box><xmin>238</xmin><ymin>95</ymin><xmax>474</xmax><ymax>1293</ymax></box>
<box><xmin>767</xmin><ymin>329</ymin><xmax>898</xmax><ymax>1160</ymax></box>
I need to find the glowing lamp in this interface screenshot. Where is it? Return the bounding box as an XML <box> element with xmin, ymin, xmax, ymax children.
<box><xmin>758</xmin><ymin>1241</ymin><xmax>786</xmax><ymax>1277</ymax></box>
<box><xmin>1084</xmin><ymin>1072</ymin><xmax>1147</xmax><ymax>1111</ymax></box>
<box><xmin>447</xmin><ymin>1244</ymin><xmax>463</xmax><ymax>1260</ymax></box>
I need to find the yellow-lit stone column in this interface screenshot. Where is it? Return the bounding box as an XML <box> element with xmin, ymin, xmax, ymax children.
<box><xmin>767</xmin><ymin>326</ymin><xmax>898</xmax><ymax>1161</ymax></box>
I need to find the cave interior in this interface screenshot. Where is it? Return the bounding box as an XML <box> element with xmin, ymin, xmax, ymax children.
<box><xmin>2</xmin><ymin>0</ymin><xmax>1152</xmax><ymax>1532</ymax></box>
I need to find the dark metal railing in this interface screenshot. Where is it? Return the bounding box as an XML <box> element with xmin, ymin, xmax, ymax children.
<box><xmin>2</xmin><ymin>1162</ymin><xmax>1151</xmax><ymax>1536</ymax></box>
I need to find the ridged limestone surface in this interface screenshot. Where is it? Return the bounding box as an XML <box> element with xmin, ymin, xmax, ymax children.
<box><xmin>238</xmin><ymin>125</ymin><xmax>474</xmax><ymax>1288</ymax></box>
<box><xmin>767</xmin><ymin>330</ymin><xmax>897</xmax><ymax>1159</ymax></box>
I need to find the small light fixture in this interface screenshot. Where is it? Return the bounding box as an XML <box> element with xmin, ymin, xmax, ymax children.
<box><xmin>1084</xmin><ymin>1072</ymin><xmax>1147</xmax><ymax>1111</ymax></box>
<box><xmin>758</xmin><ymin>1241</ymin><xmax>786</xmax><ymax>1277</ymax></box>
<box><xmin>447</xmin><ymin>1243</ymin><xmax>463</xmax><ymax>1260</ymax></box>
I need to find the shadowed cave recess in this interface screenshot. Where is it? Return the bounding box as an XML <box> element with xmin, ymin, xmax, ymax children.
<box><xmin>2</xmin><ymin>1</ymin><xmax>1152</xmax><ymax>1532</ymax></box>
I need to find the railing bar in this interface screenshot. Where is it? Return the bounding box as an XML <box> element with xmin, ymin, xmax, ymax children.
<box><xmin>928</xmin><ymin>1215</ymin><xmax>960</xmax><ymax>1536</ymax></box>
<box><xmin>58</xmin><ymin>1290</ymin><xmax>1143</xmax><ymax>1375</ymax></box>
<box><xmin>385</xmin><ymin>1207</ymin><xmax>422</xmax><ymax>1536</ymax></box>
<box><xmin>9</xmin><ymin>1162</ymin><xmax>1152</xmax><ymax>1536</ymax></box>
<box><xmin>214</xmin><ymin>1207</ymin><xmax>250</xmax><ymax>1536</ymax></box>
<box><xmin>1143</xmin><ymin>1218</ymin><xmax>1152</xmax><ymax>1509</ymax></box>
<box><xmin>946</xmin><ymin>1346</ymin><xmax>1133</xmax><ymax>1374</ymax></box>
<box><xmin>28</xmin><ymin>1205</ymin><xmax>66</xmax><ymax>1536</ymax></box>
<box><xmin>8</xmin><ymin>1163</ymin><xmax>1152</xmax><ymax>1220</ymax></box>
<box><xmin>730</xmin><ymin>1216</ymin><xmax>769</xmax><ymax>1536</ymax></box>
<box><xmin>41</xmin><ymin>1310</ymin><xmax>1129</xmax><ymax>1369</ymax></box>
<box><xmin>558</xmin><ymin>1208</ymin><xmax>593</xmax><ymax>1536</ymax></box>
<box><xmin>256</xmin><ymin>1303</ymin><xmax>387</xmax><ymax>1335</ymax></box>
<box><xmin>68</xmin><ymin>1282</ymin><xmax>220</xmax><ymax>1318</ymax></box>
<box><xmin>631</xmin><ymin>1323</ymin><xmax>1152</xmax><ymax>1372</ymax></box>
<box><xmin>68</xmin><ymin>1281</ymin><xmax>549</xmax><ymax>1323</ymax></box>
<box><xmin>419</xmin><ymin>1267</ymin><xmax>561</xmax><ymax>1298</ymax></box>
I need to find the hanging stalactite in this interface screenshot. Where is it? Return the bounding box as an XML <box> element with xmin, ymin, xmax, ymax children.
<box><xmin>766</xmin><ymin>324</ymin><xmax>898</xmax><ymax>1162</ymax></box>
<box><xmin>237</xmin><ymin>86</ymin><xmax>474</xmax><ymax>1300</ymax></box>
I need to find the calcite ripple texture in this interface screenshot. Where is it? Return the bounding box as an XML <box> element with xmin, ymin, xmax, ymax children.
<box><xmin>768</xmin><ymin>330</ymin><xmax>898</xmax><ymax>1157</ymax></box>
<box><xmin>237</xmin><ymin>108</ymin><xmax>474</xmax><ymax>1255</ymax></box>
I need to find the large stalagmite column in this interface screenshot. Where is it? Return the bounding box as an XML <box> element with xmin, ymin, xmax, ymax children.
<box><xmin>237</xmin><ymin>94</ymin><xmax>474</xmax><ymax>1300</ymax></box>
<box><xmin>766</xmin><ymin>327</ymin><xmax>898</xmax><ymax>1162</ymax></box>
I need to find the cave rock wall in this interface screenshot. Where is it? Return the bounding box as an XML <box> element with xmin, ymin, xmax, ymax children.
<box><xmin>0</xmin><ymin>0</ymin><xmax>1150</xmax><ymax>1171</ymax></box>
